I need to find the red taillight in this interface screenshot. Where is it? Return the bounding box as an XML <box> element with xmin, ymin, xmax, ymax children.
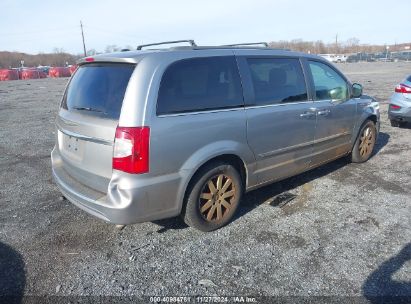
<box><xmin>113</xmin><ymin>127</ymin><xmax>150</xmax><ymax>174</ymax></box>
<box><xmin>85</xmin><ymin>57</ymin><xmax>95</xmax><ymax>62</ymax></box>
<box><xmin>390</xmin><ymin>104</ymin><xmax>401</xmax><ymax>110</ymax></box>
<box><xmin>395</xmin><ymin>83</ymin><xmax>411</xmax><ymax>94</ymax></box>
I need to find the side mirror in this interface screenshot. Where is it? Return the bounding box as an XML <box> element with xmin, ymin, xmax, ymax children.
<box><xmin>352</xmin><ymin>83</ymin><xmax>363</xmax><ymax>98</ymax></box>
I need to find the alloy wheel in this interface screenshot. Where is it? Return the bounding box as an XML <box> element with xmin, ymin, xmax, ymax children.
<box><xmin>198</xmin><ymin>174</ymin><xmax>236</xmax><ymax>222</ymax></box>
<box><xmin>359</xmin><ymin>126</ymin><xmax>375</xmax><ymax>158</ymax></box>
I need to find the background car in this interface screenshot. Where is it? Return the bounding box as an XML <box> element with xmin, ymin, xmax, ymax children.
<box><xmin>347</xmin><ymin>53</ymin><xmax>376</xmax><ymax>62</ymax></box>
<box><xmin>318</xmin><ymin>54</ymin><xmax>347</xmax><ymax>63</ymax></box>
<box><xmin>389</xmin><ymin>75</ymin><xmax>411</xmax><ymax>127</ymax></box>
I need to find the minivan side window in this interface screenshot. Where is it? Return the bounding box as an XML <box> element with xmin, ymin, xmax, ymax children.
<box><xmin>308</xmin><ymin>61</ymin><xmax>349</xmax><ymax>101</ymax></box>
<box><xmin>246</xmin><ymin>57</ymin><xmax>308</xmax><ymax>105</ymax></box>
<box><xmin>157</xmin><ymin>56</ymin><xmax>243</xmax><ymax>115</ymax></box>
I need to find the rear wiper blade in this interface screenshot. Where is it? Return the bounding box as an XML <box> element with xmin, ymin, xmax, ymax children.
<box><xmin>73</xmin><ymin>106</ymin><xmax>103</xmax><ymax>113</ymax></box>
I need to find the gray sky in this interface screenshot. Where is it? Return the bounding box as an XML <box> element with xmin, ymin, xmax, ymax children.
<box><xmin>0</xmin><ymin>0</ymin><xmax>406</xmax><ymax>54</ymax></box>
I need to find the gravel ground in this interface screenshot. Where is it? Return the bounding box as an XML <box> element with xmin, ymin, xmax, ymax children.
<box><xmin>0</xmin><ymin>62</ymin><xmax>410</xmax><ymax>303</ymax></box>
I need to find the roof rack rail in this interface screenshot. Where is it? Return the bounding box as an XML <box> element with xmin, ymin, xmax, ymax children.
<box><xmin>137</xmin><ymin>40</ymin><xmax>197</xmax><ymax>50</ymax></box>
<box><xmin>221</xmin><ymin>42</ymin><xmax>269</xmax><ymax>48</ymax></box>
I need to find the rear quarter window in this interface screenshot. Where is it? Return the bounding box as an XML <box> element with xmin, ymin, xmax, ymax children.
<box><xmin>157</xmin><ymin>56</ymin><xmax>243</xmax><ymax>115</ymax></box>
<box><xmin>62</xmin><ymin>63</ymin><xmax>135</xmax><ymax>119</ymax></box>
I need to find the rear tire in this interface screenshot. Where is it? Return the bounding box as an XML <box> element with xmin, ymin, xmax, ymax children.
<box><xmin>182</xmin><ymin>162</ymin><xmax>243</xmax><ymax>232</ymax></box>
<box><xmin>351</xmin><ymin>120</ymin><xmax>377</xmax><ymax>163</ymax></box>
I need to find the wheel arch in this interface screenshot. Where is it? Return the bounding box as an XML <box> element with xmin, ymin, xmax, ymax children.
<box><xmin>367</xmin><ymin>114</ymin><xmax>378</xmax><ymax>124</ymax></box>
<box><xmin>351</xmin><ymin>113</ymin><xmax>378</xmax><ymax>149</ymax></box>
<box><xmin>179</xmin><ymin>153</ymin><xmax>249</xmax><ymax>215</ymax></box>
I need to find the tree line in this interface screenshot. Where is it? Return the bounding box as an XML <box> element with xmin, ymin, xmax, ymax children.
<box><xmin>0</xmin><ymin>49</ymin><xmax>79</xmax><ymax>69</ymax></box>
<box><xmin>1</xmin><ymin>38</ymin><xmax>408</xmax><ymax>68</ymax></box>
<box><xmin>268</xmin><ymin>38</ymin><xmax>399</xmax><ymax>54</ymax></box>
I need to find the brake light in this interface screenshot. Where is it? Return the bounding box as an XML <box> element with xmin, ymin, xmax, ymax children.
<box><xmin>395</xmin><ymin>83</ymin><xmax>411</xmax><ymax>93</ymax></box>
<box><xmin>85</xmin><ymin>57</ymin><xmax>95</xmax><ymax>62</ymax></box>
<box><xmin>390</xmin><ymin>104</ymin><xmax>401</xmax><ymax>110</ymax></box>
<box><xmin>113</xmin><ymin>127</ymin><xmax>150</xmax><ymax>174</ymax></box>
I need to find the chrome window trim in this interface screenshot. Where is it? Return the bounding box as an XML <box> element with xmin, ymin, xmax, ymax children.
<box><xmin>313</xmin><ymin>99</ymin><xmax>349</xmax><ymax>104</ymax></box>
<box><xmin>244</xmin><ymin>100</ymin><xmax>312</xmax><ymax>110</ymax></box>
<box><xmin>156</xmin><ymin>106</ymin><xmax>245</xmax><ymax>117</ymax></box>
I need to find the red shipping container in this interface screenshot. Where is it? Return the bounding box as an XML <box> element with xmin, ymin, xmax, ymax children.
<box><xmin>39</xmin><ymin>70</ymin><xmax>47</xmax><ymax>78</ymax></box>
<box><xmin>49</xmin><ymin>67</ymin><xmax>71</xmax><ymax>78</ymax></box>
<box><xmin>21</xmin><ymin>69</ymin><xmax>47</xmax><ymax>80</ymax></box>
<box><xmin>0</xmin><ymin>69</ymin><xmax>19</xmax><ymax>81</ymax></box>
<box><xmin>21</xmin><ymin>69</ymin><xmax>38</xmax><ymax>80</ymax></box>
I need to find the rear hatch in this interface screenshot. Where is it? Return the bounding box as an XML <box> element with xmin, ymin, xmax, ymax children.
<box><xmin>56</xmin><ymin>62</ymin><xmax>136</xmax><ymax>192</ymax></box>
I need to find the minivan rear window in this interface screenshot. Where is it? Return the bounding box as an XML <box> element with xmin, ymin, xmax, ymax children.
<box><xmin>157</xmin><ymin>56</ymin><xmax>243</xmax><ymax>115</ymax></box>
<box><xmin>62</xmin><ymin>63</ymin><xmax>135</xmax><ymax>119</ymax></box>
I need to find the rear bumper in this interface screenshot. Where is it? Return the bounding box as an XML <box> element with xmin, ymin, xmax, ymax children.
<box><xmin>389</xmin><ymin>94</ymin><xmax>411</xmax><ymax>122</ymax></box>
<box><xmin>51</xmin><ymin>147</ymin><xmax>184</xmax><ymax>225</ymax></box>
<box><xmin>388</xmin><ymin>110</ymin><xmax>411</xmax><ymax>122</ymax></box>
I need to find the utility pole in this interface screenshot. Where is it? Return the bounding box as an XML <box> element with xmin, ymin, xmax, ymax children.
<box><xmin>80</xmin><ymin>20</ymin><xmax>87</xmax><ymax>57</ymax></box>
<box><xmin>335</xmin><ymin>33</ymin><xmax>338</xmax><ymax>52</ymax></box>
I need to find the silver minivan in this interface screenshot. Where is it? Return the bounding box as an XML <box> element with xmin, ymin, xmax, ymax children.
<box><xmin>51</xmin><ymin>41</ymin><xmax>380</xmax><ymax>231</ymax></box>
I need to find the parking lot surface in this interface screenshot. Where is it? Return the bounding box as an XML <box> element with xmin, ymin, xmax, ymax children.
<box><xmin>0</xmin><ymin>62</ymin><xmax>410</xmax><ymax>301</ymax></box>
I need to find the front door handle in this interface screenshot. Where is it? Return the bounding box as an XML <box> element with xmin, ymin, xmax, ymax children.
<box><xmin>317</xmin><ymin>109</ymin><xmax>331</xmax><ymax>116</ymax></box>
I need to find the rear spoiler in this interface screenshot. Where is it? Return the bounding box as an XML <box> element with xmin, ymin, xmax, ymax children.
<box><xmin>77</xmin><ymin>56</ymin><xmax>138</xmax><ymax>65</ymax></box>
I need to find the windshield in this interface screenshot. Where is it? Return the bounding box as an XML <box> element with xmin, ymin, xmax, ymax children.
<box><xmin>62</xmin><ymin>63</ymin><xmax>135</xmax><ymax>119</ymax></box>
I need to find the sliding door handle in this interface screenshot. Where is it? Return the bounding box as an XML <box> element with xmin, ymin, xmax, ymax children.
<box><xmin>300</xmin><ymin>112</ymin><xmax>316</xmax><ymax>118</ymax></box>
<box><xmin>317</xmin><ymin>109</ymin><xmax>330</xmax><ymax>116</ymax></box>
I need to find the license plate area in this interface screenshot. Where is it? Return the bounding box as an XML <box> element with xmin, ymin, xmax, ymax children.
<box><xmin>58</xmin><ymin>130</ymin><xmax>84</xmax><ymax>161</ymax></box>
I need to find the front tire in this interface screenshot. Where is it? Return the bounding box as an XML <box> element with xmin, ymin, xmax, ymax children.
<box><xmin>351</xmin><ymin>120</ymin><xmax>377</xmax><ymax>163</ymax></box>
<box><xmin>182</xmin><ymin>162</ymin><xmax>243</xmax><ymax>232</ymax></box>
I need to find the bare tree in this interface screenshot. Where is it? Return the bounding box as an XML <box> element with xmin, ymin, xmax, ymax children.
<box><xmin>267</xmin><ymin>38</ymin><xmax>397</xmax><ymax>55</ymax></box>
<box><xmin>53</xmin><ymin>47</ymin><xmax>66</xmax><ymax>54</ymax></box>
<box><xmin>345</xmin><ymin>37</ymin><xmax>360</xmax><ymax>53</ymax></box>
<box><xmin>0</xmin><ymin>51</ymin><xmax>80</xmax><ymax>68</ymax></box>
